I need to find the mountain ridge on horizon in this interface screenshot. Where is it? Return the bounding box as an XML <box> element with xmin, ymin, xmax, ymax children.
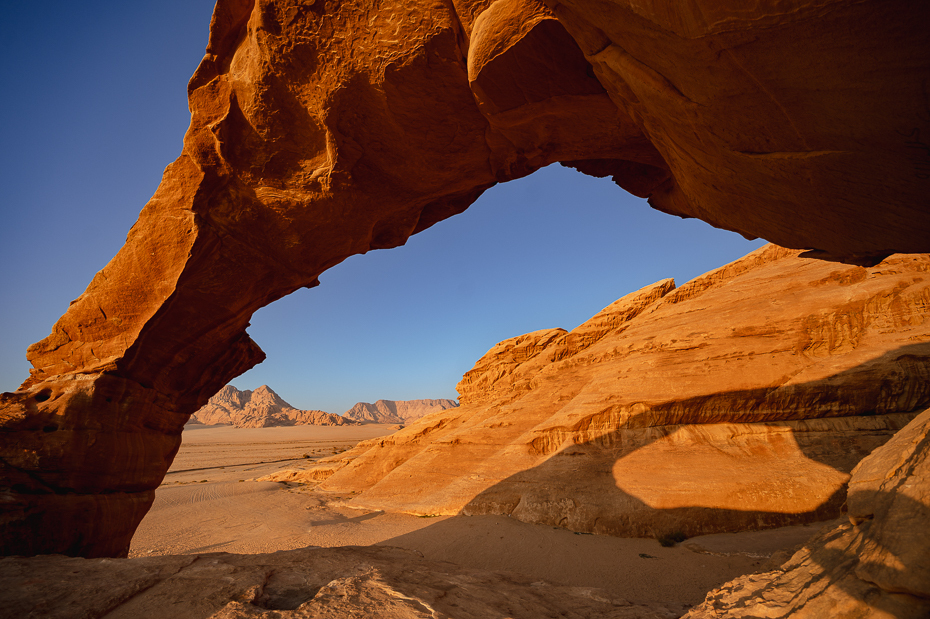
<box><xmin>188</xmin><ymin>384</ymin><xmax>355</xmax><ymax>428</ymax></box>
<box><xmin>188</xmin><ymin>384</ymin><xmax>458</xmax><ymax>428</ymax></box>
<box><xmin>342</xmin><ymin>398</ymin><xmax>459</xmax><ymax>424</ymax></box>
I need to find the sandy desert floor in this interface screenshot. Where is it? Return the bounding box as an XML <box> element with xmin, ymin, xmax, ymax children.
<box><xmin>130</xmin><ymin>424</ymin><xmax>836</xmax><ymax>613</ymax></box>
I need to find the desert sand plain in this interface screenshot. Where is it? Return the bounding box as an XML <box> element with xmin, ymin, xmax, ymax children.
<box><xmin>129</xmin><ymin>423</ymin><xmax>836</xmax><ymax>612</ymax></box>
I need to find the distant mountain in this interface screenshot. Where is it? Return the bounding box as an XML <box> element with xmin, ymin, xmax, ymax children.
<box><xmin>343</xmin><ymin>399</ymin><xmax>459</xmax><ymax>425</ymax></box>
<box><xmin>188</xmin><ymin>385</ymin><xmax>357</xmax><ymax>428</ymax></box>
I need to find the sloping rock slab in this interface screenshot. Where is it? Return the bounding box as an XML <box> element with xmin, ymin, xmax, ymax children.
<box><xmin>683</xmin><ymin>408</ymin><xmax>930</xmax><ymax>619</ymax></box>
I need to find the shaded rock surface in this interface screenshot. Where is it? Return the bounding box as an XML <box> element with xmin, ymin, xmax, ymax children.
<box><xmin>342</xmin><ymin>398</ymin><xmax>459</xmax><ymax>424</ymax></box>
<box><xmin>683</xmin><ymin>408</ymin><xmax>930</xmax><ymax>619</ymax></box>
<box><xmin>2</xmin><ymin>0</ymin><xmax>929</xmax><ymax>557</ymax></box>
<box><xmin>317</xmin><ymin>246</ymin><xmax>930</xmax><ymax>538</ymax></box>
<box><xmin>0</xmin><ymin>546</ymin><xmax>675</xmax><ymax>619</ymax></box>
<box><xmin>188</xmin><ymin>385</ymin><xmax>355</xmax><ymax>428</ymax></box>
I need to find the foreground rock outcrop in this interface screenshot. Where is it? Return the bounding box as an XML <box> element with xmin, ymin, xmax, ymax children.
<box><xmin>315</xmin><ymin>246</ymin><xmax>930</xmax><ymax>539</ymax></box>
<box><xmin>342</xmin><ymin>399</ymin><xmax>459</xmax><ymax>425</ymax></box>
<box><xmin>684</xmin><ymin>408</ymin><xmax>930</xmax><ymax>618</ymax></box>
<box><xmin>188</xmin><ymin>385</ymin><xmax>355</xmax><ymax>428</ymax></box>
<box><xmin>1</xmin><ymin>0</ymin><xmax>928</xmax><ymax>557</ymax></box>
<box><xmin>0</xmin><ymin>546</ymin><xmax>675</xmax><ymax>619</ymax></box>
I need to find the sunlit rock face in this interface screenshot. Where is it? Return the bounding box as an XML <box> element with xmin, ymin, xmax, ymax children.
<box><xmin>1</xmin><ymin>0</ymin><xmax>928</xmax><ymax>557</ymax></box>
<box><xmin>320</xmin><ymin>246</ymin><xmax>930</xmax><ymax>537</ymax></box>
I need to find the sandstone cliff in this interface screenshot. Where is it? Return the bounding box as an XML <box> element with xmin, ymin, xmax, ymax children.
<box><xmin>343</xmin><ymin>399</ymin><xmax>459</xmax><ymax>425</ymax></box>
<box><xmin>315</xmin><ymin>246</ymin><xmax>930</xmax><ymax>540</ymax></box>
<box><xmin>2</xmin><ymin>0</ymin><xmax>928</xmax><ymax>559</ymax></box>
<box><xmin>188</xmin><ymin>385</ymin><xmax>355</xmax><ymax>428</ymax></box>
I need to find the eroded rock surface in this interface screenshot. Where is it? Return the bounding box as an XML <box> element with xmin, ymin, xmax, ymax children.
<box><xmin>317</xmin><ymin>246</ymin><xmax>930</xmax><ymax>538</ymax></box>
<box><xmin>683</xmin><ymin>408</ymin><xmax>930</xmax><ymax>619</ymax></box>
<box><xmin>548</xmin><ymin>0</ymin><xmax>930</xmax><ymax>262</ymax></box>
<box><xmin>0</xmin><ymin>546</ymin><xmax>675</xmax><ymax>619</ymax></box>
<box><xmin>188</xmin><ymin>385</ymin><xmax>355</xmax><ymax>428</ymax></box>
<box><xmin>343</xmin><ymin>399</ymin><xmax>459</xmax><ymax>425</ymax></box>
<box><xmin>2</xmin><ymin>0</ymin><xmax>928</xmax><ymax>557</ymax></box>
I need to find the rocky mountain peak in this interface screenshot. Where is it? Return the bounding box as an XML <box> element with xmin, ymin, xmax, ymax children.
<box><xmin>343</xmin><ymin>399</ymin><xmax>459</xmax><ymax>424</ymax></box>
<box><xmin>188</xmin><ymin>385</ymin><xmax>356</xmax><ymax>428</ymax></box>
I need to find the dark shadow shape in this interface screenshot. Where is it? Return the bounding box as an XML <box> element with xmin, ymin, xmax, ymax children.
<box><xmin>251</xmin><ymin>574</ymin><xmax>322</xmax><ymax>612</ymax></box>
<box><xmin>186</xmin><ymin>539</ymin><xmax>238</xmax><ymax>553</ymax></box>
<box><xmin>310</xmin><ymin>510</ymin><xmax>384</xmax><ymax>527</ymax></box>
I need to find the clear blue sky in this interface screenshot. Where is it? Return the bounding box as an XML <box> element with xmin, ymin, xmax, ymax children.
<box><xmin>0</xmin><ymin>2</ymin><xmax>765</xmax><ymax>414</ymax></box>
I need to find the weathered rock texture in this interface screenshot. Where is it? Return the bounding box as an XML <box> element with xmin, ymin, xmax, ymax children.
<box><xmin>0</xmin><ymin>546</ymin><xmax>675</xmax><ymax>619</ymax></box>
<box><xmin>1</xmin><ymin>0</ymin><xmax>929</xmax><ymax>557</ymax></box>
<box><xmin>316</xmin><ymin>246</ymin><xmax>930</xmax><ymax>539</ymax></box>
<box><xmin>342</xmin><ymin>399</ymin><xmax>459</xmax><ymax>424</ymax></box>
<box><xmin>188</xmin><ymin>385</ymin><xmax>355</xmax><ymax>428</ymax></box>
<box><xmin>684</xmin><ymin>408</ymin><xmax>930</xmax><ymax>618</ymax></box>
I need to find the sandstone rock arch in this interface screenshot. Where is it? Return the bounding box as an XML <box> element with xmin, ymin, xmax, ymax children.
<box><xmin>1</xmin><ymin>0</ymin><xmax>928</xmax><ymax>557</ymax></box>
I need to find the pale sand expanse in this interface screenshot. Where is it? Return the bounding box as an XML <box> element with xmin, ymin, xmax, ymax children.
<box><xmin>131</xmin><ymin>425</ymin><xmax>834</xmax><ymax>612</ymax></box>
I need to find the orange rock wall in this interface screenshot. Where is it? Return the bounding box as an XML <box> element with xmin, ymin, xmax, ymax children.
<box><xmin>1</xmin><ymin>0</ymin><xmax>929</xmax><ymax>557</ymax></box>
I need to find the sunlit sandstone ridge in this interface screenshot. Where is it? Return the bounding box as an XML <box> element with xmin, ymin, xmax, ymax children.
<box><xmin>309</xmin><ymin>245</ymin><xmax>930</xmax><ymax>617</ymax></box>
<box><xmin>306</xmin><ymin>246</ymin><xmax>930</xmax><ymax>540</ymax></box>
<box><xmin>0</xmin><ymin>0</ymin><xmax>928</xmax><ymax>569</ymax></box>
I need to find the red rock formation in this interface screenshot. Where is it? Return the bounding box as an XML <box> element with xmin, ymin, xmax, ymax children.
<box><xmin>188</xmin><ymin>385</ymin><xmax>355</xmax><ymax>427</ymax></box>
<box><xmin>343</xmin><ymin>399</ymin><xmax>459</xmax><ymax>425</ymax></box>
<box><xmin>1</xmin><ymin>0</ymin><xmax>928</xmax><ymax>557</ymax></box>
<box><xmin>318</xmin><ymin>247</ymin><xmax>930</xmax><ymax>538</ymax></box>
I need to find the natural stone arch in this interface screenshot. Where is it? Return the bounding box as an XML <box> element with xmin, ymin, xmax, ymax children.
<box><xmin>1</xmin><ymin>0</ymin><xmax>928</xmax><ymax>557</ymax></box>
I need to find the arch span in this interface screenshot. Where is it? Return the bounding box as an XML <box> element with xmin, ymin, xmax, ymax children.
<box><xmin>1</xmin><ymin>0</ymin><xmax>928</xmax><ymax>557</ymax></box>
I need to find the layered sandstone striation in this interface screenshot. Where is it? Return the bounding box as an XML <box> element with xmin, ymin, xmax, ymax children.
<box><xmin>684</xmin><ymin>408</ymin><xmax>930</xmax><ymax>618</ymax></box>
<box><xmin>188</xmin><ymin>385</ymin><xmax>355</xmax><ymax>428</ymax></box>
<box><xmin>318</xmin><ymin>246</ymin><xmax>930</xmax><ymax>538</ymax></box>
<box><xmin>342</xmin><ymin>399</ymin><xmax>459</xmax><ymax>425</ymax></box>
<box><xmin>1</xmin><ymin>0</ymin><xmax>928</xmax><ymax>557</ymax></box>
